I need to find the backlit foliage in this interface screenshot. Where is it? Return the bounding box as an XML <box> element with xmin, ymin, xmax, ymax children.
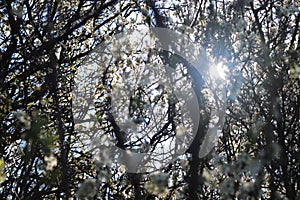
<box><xmin>0</xmin><ymin>0</ymin><xmax>299</xmax><ymax>199</ymax></box>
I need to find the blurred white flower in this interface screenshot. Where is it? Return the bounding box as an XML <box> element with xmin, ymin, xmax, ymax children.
<box><xmin>176</xmin><ymin>126</ymin><xmax>187</xmax><ymax>141</ymax></box>
<box><xmin>118</xmin><ymin>165</ymin><xmax>126</xmax><ymax>174</ymax></box>
<box><xmin>12</xmin><ymin>5</ymin><xmax>23</xmax><ymax>18</ymax></box>
<box><xmin>144</xmin><ymin>172</ymin><xmax>169</xmax><ymax>196</ymax></box>
<box><xmin>44</xmin><ymin>154</ymin><xmax>57</xmax><ymax>171</ymax></box>
<box><xmin>202</xmin><ymin>168</ymin><xmax>212</xmax><ymax>182</ymax></box>
<box><xmin>78</xmin><ymin>179</ymin><xmax>97</xmax><ymax>199</ymax></box>
<box><xmin>15</xmin><ymin>111</ymin><xmax>31</xmax><ymax>130</ymax></box>
<box><xmin>120</xmin><ymin>150</ymin><xmax>144</xmax><ymax>173</ymax></box>
<box><xmin>220</xmin><ymin>178</ymin><xmax>235</xmax><ymax>196</ymax></box>
<box><xmin>243</xmin><ymin>182</ymin><xmax>254</xmax><ymax>192</ymax></box>
<box><xmin>55</xmin><ymin>46</ymin><xmax>62</xmax><ymax>60</ymax></box>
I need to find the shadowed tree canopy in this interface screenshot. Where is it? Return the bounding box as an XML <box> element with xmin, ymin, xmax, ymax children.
<box><xmin>0</xmin><ymin>0</ymin><xmax>299</xmax><ymax>199</ymax></box>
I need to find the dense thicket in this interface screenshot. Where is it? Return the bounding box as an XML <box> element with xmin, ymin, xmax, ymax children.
<box><xmin>0</xmin><ymin>0</ymin><xmax>299</xmax><ymax>199</ymax></box>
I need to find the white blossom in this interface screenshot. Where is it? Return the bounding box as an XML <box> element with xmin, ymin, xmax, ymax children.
<box><xmin>44</xmin><ymin>154</ymin><xmax>57</xmax><ymax>171</ymax></box>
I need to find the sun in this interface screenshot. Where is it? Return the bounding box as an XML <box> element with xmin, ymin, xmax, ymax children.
<box><xmin>209</xmin><ymin>62</ymin><xmax>227</xmax><ymax>80</ymax></box>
